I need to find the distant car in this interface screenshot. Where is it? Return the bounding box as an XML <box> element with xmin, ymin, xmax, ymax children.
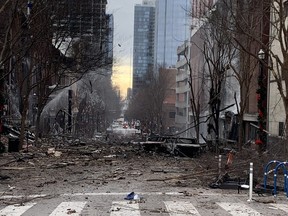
<box><xmin>123</xmin><ymin>123</ymin><xmax>128</xmax><ymax>129</ymax></box>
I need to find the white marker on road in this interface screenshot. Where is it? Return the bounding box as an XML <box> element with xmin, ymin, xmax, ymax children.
<box><xmin>110</xmin><ymin>201</ymin><xmax>140</xmax><ymax>216</ymax></box>
<box><xmin>164</xmin><ymin>201</ymin><xmax>201</xmax><ymax>216</ymax></box>
<box><xmin>217</xmin><ymin>202</ymin><xmax>261</xmax><ymax>216</ymax></box>
<box><xmin>0</xmin><ymin>202</ymin><xmax>36</xmax><ymax>216</ymax></box>
<box><xmin>49</xmin><ymin>201</ymin><xmax>86</xmax><ymax>216</ymax></box>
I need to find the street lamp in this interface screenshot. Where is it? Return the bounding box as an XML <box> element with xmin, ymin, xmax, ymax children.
<box><xmin>258</xmin><ymin>49</ymin><xmax>265</xmax><ymax>60</ymax></box>
<box><xmin>256</xmin><ymin>49</ymin><xmax>267</xmax><ymax>152</ymax></box>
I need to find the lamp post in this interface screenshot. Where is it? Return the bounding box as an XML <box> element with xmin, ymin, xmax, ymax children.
<box><xmin>256</xmin><ymin>49</ymin><xmax>267</xmax><ymax>152</ymax></box>
<box><xmin>32</xmin><ymin>93</ymin><xmax>38</xmax><ymax>126</ymax></box>
<box><xmin>68</xmin><ymin>89</ymin><xmax>73</xmax><ymax>133</ymax></box>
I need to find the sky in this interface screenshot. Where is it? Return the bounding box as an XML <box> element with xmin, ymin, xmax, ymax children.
<box><xmin>107</xmin><ymin>0</ymin><xmax>142</xmax><ymax>98</ymax></box>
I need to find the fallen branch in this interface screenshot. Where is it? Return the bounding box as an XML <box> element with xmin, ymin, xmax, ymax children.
<box><xmin>146</xmin><ymin>168</ymin><xmax>219</xmax><ymax>181</ymax></box>
<box><xmin>0</xmin><ymin>159</ymin><xmax>19</xmax><ymax>167</ymax></box>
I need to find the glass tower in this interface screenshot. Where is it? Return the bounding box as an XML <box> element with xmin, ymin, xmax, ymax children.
<box><xmin>154</xmin><ymin>0</ymin><xmax>190</xmax><ymax>68</ymax></box>
<box><xmin>132</xmin><ymin>1</ymin><xmax>155</xmax><ymax>95</ymax></box>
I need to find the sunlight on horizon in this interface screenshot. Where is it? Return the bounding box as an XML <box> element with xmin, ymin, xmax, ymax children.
<box><xmin>112</xmin><ymin>64</ymin><xmax>132</xmax><ymax>99</ymax></box>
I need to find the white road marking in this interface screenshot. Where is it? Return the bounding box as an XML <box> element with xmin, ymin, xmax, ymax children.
<box><xmin>0</xmin><ymin>202</ymin><xmax>36</xmax><ymax>216</ymax></box>
<box><xmin>217</xmin><ymin>202</ymin><xmax>261</xmax><ymax>216</ymax></box>
<box><xmin>62</xmin><ymin>191</ymin><xmax>181</xmax><ymax>196</ymax></box>
<box><xmin>270</xmin><ymin>203</ymin><xmax>288</xmax><ymax>213</ymax></box>
<box><xmin>49</xmin><ymin>201</ymin><xmax>86</xmax><ymax>216</ymax></box>
<box><xmin>164</xmin><ymin>201</ymin><xmax>201</xmax><ymax>216</ymax></box>
<box><xmin>110</xmin><ymin>201</ymin><xmax>141</xmax><ymax>216</ymax></box>
<box><xmin>0</xmin><ymin>191</ymin><xmax>252</xmax><ymax>199</ymax></box>
<box><xmin>0</xmin><ymin>194</ymin><xmax>48</xmax><ymax>199</ymax></box>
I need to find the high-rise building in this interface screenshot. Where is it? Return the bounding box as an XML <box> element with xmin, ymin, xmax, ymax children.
<box><xmin>132</xmin><ymin>0</ymin><xmax>155</xmax><ymax>95</ymax></box>
<box><xmin>55</xmin><ymin>0</ymin><xmax>108</xmax><ymax>44</ymax></box>
<box><xmin>154</xmin><ymin>0</ymin><xmax>190</xmax><ymax>68</ymax></box>
<box><xmin>105</xmin><ymin>14</ymin><xmax>114</xmax><ymax>66</ymax></box>
<box><xmin>53</xmin><ymin>0</ymin><xmax>113</xmax><ymax>70</ymax></box>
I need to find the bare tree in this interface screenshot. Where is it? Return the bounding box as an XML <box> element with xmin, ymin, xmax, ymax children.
<box><xmin>0</xmin><ymin>0</ymin><xmax>114</xmax><ymax>147</ymax></box>
<box><xmin>74</xmin><ymin>73</ymin><xmax>121</xmax><ymax>137</ymax></box>
<box><xmin>125</xmin><ymin>67</ymin><xmax>175</xmax><ymax>134</ymax></box>
<box><xmin>188</xmin><ymin>0</ymin><xmax>270</xmax><ymax>153</ymax></box>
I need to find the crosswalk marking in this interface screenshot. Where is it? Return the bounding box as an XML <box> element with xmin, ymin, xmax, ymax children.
<box><xmin>110</xmin><ymin>201</ymin><xmax>141</xmax><ymax>216</ymax></box>
<box><xmin>0</xmin><ymin>202</ymin><xmax>36</xmax><ymax>216</ymax></box>
<box><xmin>164</xmin><ymin>201</ymin><xmax>201</xmax><ymax>215</ymax></box>
<box><xmin>270</xmin><ymin>204</ymin><xmax>288</xmax><ymax>213</ymax></box>
<box><xmin>49</xmin><ymin>201</ymin><xmax>87</xmax><ymax>216</ymax></box>
<box><xmin>217</xmin><ymin>202</ymin><xmax>261</xmax><ymax>216</ymax></box>
<box><xmin>0</xmin><ymin>200</ymin><xmax>287</xmax><ymax>216</ymax></box>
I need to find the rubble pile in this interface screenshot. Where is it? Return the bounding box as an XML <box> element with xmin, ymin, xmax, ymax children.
<box><xmin>0</xmin><ymin>133</ymin><xmax>286</xmax><ymax>201</ymax></box>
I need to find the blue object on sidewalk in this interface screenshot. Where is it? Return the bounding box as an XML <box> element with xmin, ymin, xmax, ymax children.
<box><xmin>124</xmin><ymin>192</ymin><xmax>135</xmax><ymax>200</ymax></box>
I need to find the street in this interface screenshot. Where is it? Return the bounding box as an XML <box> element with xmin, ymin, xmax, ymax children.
<box><xmin>0</xmin><ymin>135</ymin><xmax>287</xmax><ymax>216</ymax></box>
<box><xmin>0</xmin><ymin>190</ymin><xmax>288</xmax><ymax>215</ymax></box>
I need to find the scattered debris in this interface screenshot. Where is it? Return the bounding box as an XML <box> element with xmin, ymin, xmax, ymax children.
<box><xmin>134</xmin><ymin>135</ymin><xmax>207</xmax><ymax>157</ymax></box>
<box><xmin>254</xmin><ymin>198</ymin><xmax>276</xmax><ymax>204</ymax></box>
<box><xmin>0</xmin><ymin>132</ymin><xmax>286</xmax><ymax>203</ymax></box>
<box><xmin>0</xmin><ymin>175</ymin><xmax>10</xmax><ymax>180</ymax></box>
<box><xmin>103</xmin><ymin>154</ymin><xmax>117</xmax><ymax>158</ymax></box>
<box><xmin>47</xmin><ymin>148</ymin><xmax>55</xmax><ymax>155</ymax></box>
<box><xmin>124</xmin><ymin>192</ymin><xmax>140</xmax><ymax>200</ymax></box>
<box><xmin>67</xmin><ymin>209</ymin><xmax>77</xmax><ymax>214</ymax></box>
<box><xmin>54</xmin><ymin>151</ymin><xmax>62</xmax><ymax>157</ymax></box>
<box><xmin>8</xmin><ymin>185</ymin><xmax>15</xmax><ymax>191</ymax></box>
<box><xmin>36</xmin><ymin>180</ymin><xmax>57</xmax><ymax>188</ymax></box>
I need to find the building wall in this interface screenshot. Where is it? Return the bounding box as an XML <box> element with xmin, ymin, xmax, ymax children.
<box><xmin>174</xmin><ymin>0</ymin><xmax>212</xmax><ymax>138</ymax></box>
<box><xmin>268</xmin><ymin>2</ymin><xmax>286</xmax><ymax>136</ymax></box>
<box><xmin>159</xmin><ymin>68</ymin><xmax>177</xmax><ymax>133</ymax></box>
<box><xmin>175</xmin><ymin>40</ymin><xmax>191</xmax><ymax>137</ymax></box>
<box><xmin>179</xmin><ymin>0</ymin><xmax>265</xmax><ymax>143</ymax></box>
<box><xmin>192</xmin><ymin>0</ymin><xmax>215</xmax><ymax>18</ymax></box>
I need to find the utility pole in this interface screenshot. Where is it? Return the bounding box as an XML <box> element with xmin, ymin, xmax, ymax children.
<box><xmin>68</xmin><ymin>89</ymin><xmax>73</xmax><ymax>133</ymax></box>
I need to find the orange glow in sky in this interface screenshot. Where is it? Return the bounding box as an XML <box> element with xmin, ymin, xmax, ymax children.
<box><xmin>107</xmin><ymin>0</ymin><xmax>141</xmax><ymax>99</ymax></box>
<box><xmin>112</xmin><ymin>64</ymin><xmax>132</xmax><ymax>99</ymax></box>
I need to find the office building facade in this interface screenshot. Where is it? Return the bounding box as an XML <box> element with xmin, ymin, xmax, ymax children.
<box><xmin>132</xmin><ymin>0</ymin><xmax>155</xmax><ymax>95</ymax></box>
<box><xmin>154</xmin><ymin>0</ymin><xmax>190</xmax><ymax>68</ymax></box>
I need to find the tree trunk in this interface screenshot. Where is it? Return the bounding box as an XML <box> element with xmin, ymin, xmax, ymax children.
<box><xmin>195</xmin><ymin>121</ymin><xmax>200</xmax><ymax>144</ymax></box>
<box><xmin>34</xmin><ymin>109</ymin><xmax>42</xmax><ymax>146</ymax></box>
<box><xmin>238</xmin><ymin>115</ymin><xmax>244</xmax><ymax>151</ymax></box>
<box><xmin>285</xmin><ymin>111</ymin><xmax>288</xmax><ymax>155</ymax></box>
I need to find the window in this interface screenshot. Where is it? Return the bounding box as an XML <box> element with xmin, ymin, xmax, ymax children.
<box><xmin>279</xmin><ymin>122</ymin><xmax>285</xmax><ymax>136</ymax></box>
<box><xmin>169</xmin><ymin>112</ymin><xmax>176</xmax><ymax>118</ymax></box>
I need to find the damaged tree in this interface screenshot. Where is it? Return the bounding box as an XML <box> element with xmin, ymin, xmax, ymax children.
<box><xmin>188</xmin><ymin>0</ymin><xmax>269</xmax><ymax>152</ymax></box>
<box><xmin>202</xmin><ymin>22</ymin><xmax>235</xmax><ymax>153</ymax></box>
<box><xmin>0</xmin><ymin>0</ymin><xmax>116</xmax><ymax>148</ymax></box>
<box><xmin>125</xmin><ymin>67</ymin><xmax>176</xmax><ymax>135</ymax></box>
<box><xmin>188</xmin><ymin>3</ymin><xmax>237</xmax><ymax>152</ymax></box>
